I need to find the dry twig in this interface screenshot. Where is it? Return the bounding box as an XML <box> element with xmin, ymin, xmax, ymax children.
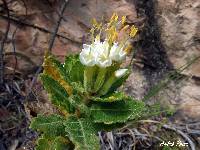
<box><xmin>0</xmin><ymin>13</ymin><xmax>81</xmax><ymax>45</ymax></box>
<box><xmin>26</xmin><ymin>0</ymin><xmax>69</xmax><ymax>99</ymax></box>
<box><xmin>139</xmin><ymin>120</ymin><xmax>196</xmax><ymax>150</ymax></box>
<box><xmin>0</xmin><ymin>0</ymin><xmax>10</xmax><ymax>85</ymax></box>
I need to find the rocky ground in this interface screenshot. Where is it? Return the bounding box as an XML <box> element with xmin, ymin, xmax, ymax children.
<box><xmin>0</xmin><ymin>0</ymin><xmax>199</xmax><ymax>149</ymax></box>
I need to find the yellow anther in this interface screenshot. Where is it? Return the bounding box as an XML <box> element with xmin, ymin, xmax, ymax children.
<box><xmin>110</xmin><ymin>13</ymin><xmax>117</xmax><ymax>22</ymax></box>
<box><xmin>130</xmin><ymin>25</ymin><xmax>138</xmax><ymax>37</ymax></box>
<box><xmin>124</xmin><ymin>44</ymin><xmax>133</xmax><ymax>54</ymax></box>
<box><xmin>121</xmin><ymin>25</ymin><xmax>130</xmax><ymax>32</ymax></box>
<box><xmin>89</xmin><ymin>14</ymin><xmax>138</xmax><ymax>47</ymax></box>
<box><xmin>114</xmin><ymin>14</ymin><xmax>118</xmax><ymax>22</ymax></box>
<box><xmin>121</xmin><ymin>16</ymin><xmax>126</xmax><ymax>25</ymax></box>
<box><xmin>112</xmin><ymin>32</ymin><xmax>118</xmax><ymax>43</ymax></box>
<box><xmin>106</xmin><ymin>25</ymin><xmax>118</xmax><ymax>44</ymax></box>
<box><xmin>108</xmin><ymin>13</ymin><xmax>119</xmax><ymax>27</ymax></box>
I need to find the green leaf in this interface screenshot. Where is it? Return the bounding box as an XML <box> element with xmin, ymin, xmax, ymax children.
<box><xmin>30</xmin><ymin>114</ymin><xmax>65</xmax><ymax>138</ymax></box>
<box><xmin>40</xmin><ymin>74</ymin><xmax>75</xmax><ymax>113</ymax></box>
<box><xmin>67</xmin><ymin>95</ymin><xmax>90</xmax><ymax>116</ymax></box>
<box><xmin>71</xmin><ymin>82</ymin><xmax>86</xmax><ymax>94</ymax></box>
<box><xmin>43</xmin><ymin>54</ymin><xmax>73</xmax><ymax>96</ymax></box>
<box><xmin>90</xmin><ymin>99</ymin><xmax>145</xmax><ymax>124</ymax></box>
<box><xmin>36</xmin><ymin>138</ymin><xmax>49</xmax><ymax>150</ymax></box>
<box><xmin>36</xmin><ymin>136</ymin><xmax>71</xmax><ymax>150</ymax></box>
<box><xmin>64</xmin><ymin>54</ymin><xmax>85</xmax><ymax>83</ymax></box>
<box><xmin>64</xmin><ymin>116</ymin><xmax>100</xmax><ymax>150</ymax></box>
<box><xmin>40</xmin><ymin>75</ymin><xmax>88</xmax><ymax>115</ymax></box>
<box><xmin>91</xmin><ymin>91</ymin><xmax>128</xmax><ymax>102</ymax></box>
<box><xmin>45</xmin><ymin>55</ymin><xmax>67</xmax><ymax>80</ymax></box>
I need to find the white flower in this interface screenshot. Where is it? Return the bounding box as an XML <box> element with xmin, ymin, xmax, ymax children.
<box><xmin>95</xmin><ymin>40</ymin><xmax>112</xmax><ymax>68</ymax></box>
<box><xmin>109</xmin><ymin>43</ymin><xmax>127</xmax><ymax>61</ymax></box>
<box><xmin>81</xmin><ymin>39</ymin><xmax>122</xmax><ymax>67</ymax></box>
<box><xmin>79</xmin><ymin>44</ymin><xmax>96</xmax><ymax>66</ymax></box>
<box><xmin>115</xmin><ymin>69</ymin><xmax>128</xmax><ymax>78</ymax></box>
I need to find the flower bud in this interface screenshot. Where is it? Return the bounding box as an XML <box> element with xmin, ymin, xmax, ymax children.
<box><xmin>115</xmin><ymin>69</ymin><xmax>128</xmax><ymax>78</ymax></box>
<box><xmin>98</xmin><ymin>68</ymin><xmax>128</xmax><ymax>96</ymax></box>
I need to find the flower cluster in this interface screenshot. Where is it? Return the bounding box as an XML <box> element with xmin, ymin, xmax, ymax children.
<box><xmin>80</xmin><ymin>39</ymin><xmax>126</xmax><ymax>68</ymax></box>
<box><xmin>80</xmin><ymin>13</ymin><xmax>138</xmax><ymax>69</ymax></box>
<box><xmin>79</xmin><ymin>13</ymin><xmax>138</xmax><ymax>95</ymax></box>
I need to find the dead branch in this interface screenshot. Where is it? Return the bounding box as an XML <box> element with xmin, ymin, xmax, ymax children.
<box><xmin>10</xmin><ymin>27</ymin><xmax>18</xmax><ymax>80</ymax></box>
<box><xmin>0</xmin><ymin>14</ymin><xmax>82</xmax><ymax>46</ymax></box>
<box><xmin>0</xmin><ymin>0</ymin><xmax>10</xmax><ymax>85</ymax></box>
<box><xmin>48</xmin><ymin>0</ymin><xmax>69</xmax><ymax>51</ymax></box>
<box><xmin>138</xmin><ymin>120</ymin><xmax>196</xmax><ymax>150</ymax></box>
<box><xmin>5</xmin><ymin>52</ymin><xmax>36</xmax><ymax>66</ymax></box>
<box><xmin>162</xmin><ymin>124</ymin><xmax>196</xmax><ymax>150</ymax></box>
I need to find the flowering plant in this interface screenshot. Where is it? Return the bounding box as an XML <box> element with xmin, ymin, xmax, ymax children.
<box><xmin>80</xmin><ymin>13</ymin><xmax>137</xmax><ymax>95</ymax></box>
<box><xmin>30</xmin><ymin>13</ymin><xmax>159</xmax><ymax>150</ymax></box>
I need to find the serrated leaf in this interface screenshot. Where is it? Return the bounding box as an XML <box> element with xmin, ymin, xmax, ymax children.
<box><xmin>40</xmin><ymin>74</ymin><xmax>75</xmax><ymax>113</ymax></box>
<box><xmin>90</xmin><ymin>99</ymin><xmax>145</xmax><ymax>124</ymax></box>
<box><xmin>51</xmin><ymin>136</ymin><xmax>71</xmax><ymax>150</ymax></box>
<box><xmin>90</xmin><ymin>91</ymin><xmax>128</xmax><ymax>102</ymax></box>
<box><xmin>36</xmin><ymin>136</ymin><xmax>71</xmax><ymax>150</ymax></box>
<box><xmin>36</xmin><ymin>138</ymin><xmax>49</xmax><ymax>150</ymax></box>
<box><xmin>30</xmin><ymin>114</ymin><xmax>65</xmax><ymax>138</ymax></box>
<box><xmin>64</xmin><ymin>54</ymin><xmax>85</xmax><ymax>83</ymax></box>
<box><xmin>43</xmin><ymin>54</ymin><xmax>73</xmax><ymax>95</ymax></box>
<box><xmin>64</xmin><ymin>116</ymin><xmax>100</xmax><ymax>150</ymax></box>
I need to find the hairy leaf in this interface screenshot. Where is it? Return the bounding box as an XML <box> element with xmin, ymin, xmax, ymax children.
<box><xmin>90</xmin><ymin>99</ymin><xmax>145</xmax><ymax>124</ymax></box>
<box><xmin>35</xmin><ymin>138</ymin><xmax>49</xmax><ymax>150</ymax></box>
<box><xmin>91</xmin><ymin>91</ymin><xmax>128</xmax><ymax>102</ymax></box>
<box><xmin>64</xmin><ymin>116</ymin><xmax>100</xmax><ymax>150</ymax></box>
<box><xmin>30</xmin><ymin>114</ymin><xmax>65</xmax><ymax>138</ymax></box>
<box><xmin>64</xmin><ymin>54</ymin><xmax>85</xmax><ymax>83</ymax></box>
<box><xmin>43</xmin><ymin>54</ymin><xmax>73</xmax><ymax>95</ymax></box>
<box><xmin>40</xmin><ymin>74</ymin><xmax>75</xmax><ymax>113</ymax></box>
<box><xmin>71</xmin><ymin>82</ymin><xmax>86</xmax><ymax>94</ymax></box>
<box><xmin>36</xmin><ymin>136</ymin><xmax>71</xmax><ymax>150</ymax></box>
<box><xmin>67</xmin><ymin>95</ymin><xmax>90</xmax><ymax>116</ymax></box>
